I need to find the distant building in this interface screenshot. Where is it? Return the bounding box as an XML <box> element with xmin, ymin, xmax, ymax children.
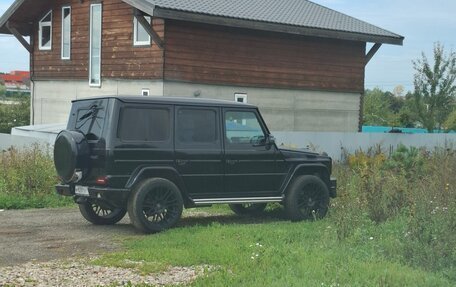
<box><xmin>0</xmin><ymin>71</ymin><xmax>30</xmax><ymax>93</ymax></box>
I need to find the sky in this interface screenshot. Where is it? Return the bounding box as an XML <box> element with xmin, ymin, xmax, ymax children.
<box><xmin>1</xmin><ymin>0</ymin><xmax>456</xmax><ymax>92</ymax></box>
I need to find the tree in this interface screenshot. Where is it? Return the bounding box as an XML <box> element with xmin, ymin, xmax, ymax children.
<box><xmin>363</xmin><ymin>88</ymin><xmax>392</xmax><ymax>126</ymax></box>
<box><xmin>412</xmin><ymin>43</ymin><xmax>456</xmax><ymax>132</ymax></box>
<box><xmin>444</xmin><ymin>110</ymin><xmax>456</xmax><ymax>132</ymax></box>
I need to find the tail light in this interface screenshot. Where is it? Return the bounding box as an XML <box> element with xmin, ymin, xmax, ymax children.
<box><xmin>95</xmin><ymin>176</ymin><xmax>108</xmax><ymax>186</ymax></box>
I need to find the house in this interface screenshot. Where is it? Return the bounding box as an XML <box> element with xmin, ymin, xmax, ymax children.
<box><xmin>0</xmin><ymin>70</ymin><xmax>30</xmax><ymax>93</ymax></box>
<box><xmin>0</xmin><ymin>0</ymin><xmax>403</xmax><ymax>131</ymax></box>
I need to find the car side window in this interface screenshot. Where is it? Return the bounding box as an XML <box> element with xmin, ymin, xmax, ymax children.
<box><xmin>176</xmin><ymin>107</ymin><xmax>220</xmax><ymax>147</ymax></box>
<box><xmin>225</xmin><ymin>111</ymin><xmax>266</xmax><ymax>147</ymax></box>
<box><xmin>117</xmin><ymin>107</ymin><xmax>170</xmax><ymax>142</ymax></box>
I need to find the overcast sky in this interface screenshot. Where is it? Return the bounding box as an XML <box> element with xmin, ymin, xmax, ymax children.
<box><xmin>1</xmin><ymin>0</ymin><xmax>456</xmax><ymax>92</ymax></box>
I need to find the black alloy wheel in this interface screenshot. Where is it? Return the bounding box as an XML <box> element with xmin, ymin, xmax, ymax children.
<box><xmin>285</xmin><ymin>175</ymin><xmax>330</xmax><ymax>221</ymax></box>
<box><xmin>78</xmin><ymin>200</ymin><xmax>127</xmax><ymax>225</ymax></box>
<box><xmin>128</xmin><ymin>178</ymin><xmax>183</xmax><ymax>233</ymax></box>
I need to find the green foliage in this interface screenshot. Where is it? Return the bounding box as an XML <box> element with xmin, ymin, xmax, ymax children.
<box><xmin>334</xmin><ymin>147</ymin><xmax>456</xmax><ymax>279</ymax></box>
<box><xmin>0</xmin><ymin>83</ymin><xmax>5</xmax><ymax>97</ymax></box>
<box><xmin>363</xmin><ymin>88</ymin><xmax>396</xmax><ymax>126</ymax></box>
<box><xmin>93</xmin><ymin>147</ymin><xmax>455</xmax><ymax>286</ymax></box>
<box><xmin>363</xmin><ymin>87</ymin><xmax>418</xmax><ymax>128</ymax></box>
<box><xmin>444</xmin><ymin>109</ymin><xmax>456</xmax><ymax>131</ymax></box>
<box><xmin>412</xmin><ymin>42</ymin><xmax>456</xmax><ymax>132</ymax></box>
<box><xmin>0</xmin><ymin>99</ymin><xmax>30</xmax><ymax>133</ymax></box>
<box><xmin>0</xmin><ymin>145</ymin><xmax>72</xmax><ymax>209</ymax></box>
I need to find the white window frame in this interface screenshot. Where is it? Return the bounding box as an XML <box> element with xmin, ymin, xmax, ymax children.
<box><xmin>142</xmin><ymin>89</ymin><xmax>150</xmax><ymax>96</ymax></box>
<box><xmin>234</xmin><ymin>93</ymin><xmax>248</xmax><ymax>103</ymax></box>
<box><xmin>133</xmin><ymin>16</ymin><xmax>151</xmax><ymax>46</ymax></box>
<box><xmin>89</xmin><ymin>3</ymin><xmax>102</xmax><ymax>87</ymax></box>
<box><xmin>61</xmin><ymin>6</ymin><xmax>71</xmax><ymax>60</ymax></box>
<box><xmin>39</xmin><ymin>10</ymin><xmax>52</xmax><ymax>51</ymax></box>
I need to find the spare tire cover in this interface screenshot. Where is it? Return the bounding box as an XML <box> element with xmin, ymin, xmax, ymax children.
<box><xmin>54</xmin><ymin>130</ymin><xmax>90</xmax><ymax>183</ymax></box>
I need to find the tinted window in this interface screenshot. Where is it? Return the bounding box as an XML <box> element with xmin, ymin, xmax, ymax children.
<box><xmin>225</xmin><ymin>111</ymin><xmax>265</xmax><ymax>145</ymax></box>
<box><xmin>176</xmin><ymin>108</ymin><xmax>218</xmax><ymax>144</ymax></box>
<box><xmin>118</xmin><ymin>107</ymin><xmax>170</xmax><ymax>142</ymax></box>
<box><xmin>74</xmin><ymin>100</ymin><xmax>107</xmax><ymax>140</ymax></box>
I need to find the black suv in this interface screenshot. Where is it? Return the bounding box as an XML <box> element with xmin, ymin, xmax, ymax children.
<box><xmin>54</xmin><ymin>96</ymin><xmax>336</xmax><ymax>233</ymax></box>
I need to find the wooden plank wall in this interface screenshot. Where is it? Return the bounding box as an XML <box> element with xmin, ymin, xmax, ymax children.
<box><xmin>32</xmin><ymin>0</ymin><xmax>163</xmax><ymax>80</ymax></box>
<box><xmin>164</xmin><ymin>20</ymin><xmax>366</xmax><ymax>93</ymax></box>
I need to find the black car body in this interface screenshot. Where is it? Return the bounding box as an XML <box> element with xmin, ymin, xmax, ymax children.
<box><xmin>54</xmin><ymin>96</ymin><xmax>336</xmax><ymax>233</ymax></box>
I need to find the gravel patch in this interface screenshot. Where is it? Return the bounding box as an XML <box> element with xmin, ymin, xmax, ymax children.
<box><xmin>0</xmin><ymin>258</ymin><xmax>208</xmax><ymax>286</ymax></box>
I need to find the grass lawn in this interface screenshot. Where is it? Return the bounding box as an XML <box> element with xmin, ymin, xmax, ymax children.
<box><xmin>95</xmin><ymin>206</ymin><xmax>454</xmax><ymax>287</ymax></box>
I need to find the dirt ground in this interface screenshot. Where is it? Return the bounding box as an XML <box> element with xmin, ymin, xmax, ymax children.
<box><xmin>0</xmin><ymin>207</ymin><xmax>137</xmax><ymax>267</ymax></box>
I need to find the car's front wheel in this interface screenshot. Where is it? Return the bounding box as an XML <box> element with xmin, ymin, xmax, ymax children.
<box><xmin>128</xmin><ymin>178</ymin><xmax>184</xmax><ymax>233</ymax></box>
<box><xmin>284</xmin><ymin>175</ymin><xmax>329</xmax><ymax>221</ymax></box>
<box><xmin>229</xmin><ymin>203</ymin><xmax>267</xmax><ymax>216</ymax></box>
<box><xmin>78</xmin><ymin>200</ymin><xmax>127</xmax><ymax>225</ymax></box>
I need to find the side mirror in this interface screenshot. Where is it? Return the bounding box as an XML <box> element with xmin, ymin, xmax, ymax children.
<box><xmin>265</xmin><ymin>135</ymin><xmax>275</xmax><ymax>150</ymax></box>
<box><xmin>266</xmin><ymin>135</ymin><xmax>276</xmax><ymax>145</ymax></box>
<box><xmin>251</xmin><ymin>135</ymin><xmax>275</xmax><ymax>149</ymax></box>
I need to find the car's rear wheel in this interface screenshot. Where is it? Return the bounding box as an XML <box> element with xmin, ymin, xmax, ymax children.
<box><xmin>78</xmin><ymin>200</ymin><xmax>127</xmax><ymax>225</ymax></box>
<box><xmin>285</xmin><ymin>175</ymin><xmax>329</xmax><ymax>221</ymax></box>
<box><xmin>128</xmin><ymin>178</ymin><xmax>183</xmax><ymax>233</ymax></box>
<box><xmin>229</xmin><ymin>203</ymin><xmax>267</xmax><ymax>216</ymax></box>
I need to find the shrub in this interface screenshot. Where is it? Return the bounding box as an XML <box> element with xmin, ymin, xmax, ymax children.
<box><xmin>0</xmin><ymin>99</ymin><xmax>30</xmax><ymax>134</ymax></box>
<box><xmin>332</xmin><ymin>146</ymin><xmax>456</xmax><ymax>277</ymax></box>
<box><xmin>0</xmin><ymin>145</ymin><xmax>72</xmax><ymax>209</ymax></box>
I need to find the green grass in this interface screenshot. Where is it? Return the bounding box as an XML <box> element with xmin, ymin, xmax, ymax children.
<box><xmin>0</xmin><ymin>193</ymin><xmax>73</xmax><ymax>209</ymax></box>
<box><xmin>94</xmin><ymin>207</ymin><xmax>454</xmax><ymax>286</ymax></box>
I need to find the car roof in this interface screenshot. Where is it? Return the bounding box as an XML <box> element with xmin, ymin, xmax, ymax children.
<box><xmin>72</xmin><ymin>96</ymin><xmax>257</xmax><ymax>108</ymax></box>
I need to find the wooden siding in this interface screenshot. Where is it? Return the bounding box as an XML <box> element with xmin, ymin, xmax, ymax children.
<box><xmin>32</xmin><ymin>0</ymin><xmax>164</xmax><ymax>80</ymax></box>
<box><xmin>164</xmin><ymin>20</ymin><xmax>365</xmax><ymax>93</ymax></box>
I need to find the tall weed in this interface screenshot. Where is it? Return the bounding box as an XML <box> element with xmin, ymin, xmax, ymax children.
<box><xmin>0</xmin><ymin>145</ymin><xmax>71</xmax><ymax>209</ymax></box>
<box><xmin>332</xmin><ymin>146</ymin><xmax>456</xmax><ymax>277</ymax></box>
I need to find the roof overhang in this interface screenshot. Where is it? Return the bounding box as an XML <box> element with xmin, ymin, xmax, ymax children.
<box><xmin>0</xmin><ymin>0</ymin><xmax>53</xmax><ymax>36</ymax></box>
<box><xmin>0</xmin><ymin>0</ymin><xmax>403</xmax><ymax>46</ymax></box>
<box><xmin>123</xmin><ymin>0</ymin><xmax>403</xmax><ymax>45</ymax></box>
<box><xmin>153</xmin><ymin>7</ymin><xmax>403</xmax><ymax>45</ymax></box>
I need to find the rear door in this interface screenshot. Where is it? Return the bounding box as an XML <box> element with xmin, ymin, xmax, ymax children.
<box><xmin>174</xmin><ymin>106</ymin><xmax>223</xmax><ymax>198</ymax></box>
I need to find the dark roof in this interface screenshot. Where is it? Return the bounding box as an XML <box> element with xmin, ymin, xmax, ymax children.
<box><xmin>123</xmin><ymin>0</ymin><xmax>403</xmax><ymax>45</ymax></box>
<box><xmin>73</xmin><ymin>96</ymin><xmax>257</xmax><ymax>108</ymax></box>
<box><xmin>1</xmin><ymin>0</ymin><xmax>403</xmax><ymax>45</ymax></box>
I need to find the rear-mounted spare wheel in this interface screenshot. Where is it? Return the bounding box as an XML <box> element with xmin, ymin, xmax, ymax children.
<box><xmin>54</xmin><ymin>130</ymin><xmax>90</xmax><ymax>183</ymax></box>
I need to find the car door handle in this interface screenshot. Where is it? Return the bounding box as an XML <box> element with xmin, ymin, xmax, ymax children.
<box><xmin>226</xmin><ymin>159</ymin><xmax>238</xmax><ymax>165</ymax></box>
<box><xmin>176</xmin><ymin>159</ymin><xmax>189</xmax><ymax>166</ymax></box>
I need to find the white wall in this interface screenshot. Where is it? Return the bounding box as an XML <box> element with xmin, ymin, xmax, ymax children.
<box><xmin>273</xmin><ymin>131</ymin><xmax>456</xmax><ymax>161</ymax></box>
<box><xmin>32</xmin><ymin>79</ymin><xmax>164</xmax><ymax>124</ymax></box>
<box><xmin>164</xmin><ymin>81</ymin><xmax>361</xmax><ymax>132</ymax></box>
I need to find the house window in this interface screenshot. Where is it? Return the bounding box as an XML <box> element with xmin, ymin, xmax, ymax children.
<box><xmin>133</xmin><ymin>16</ymin><xmax>151</xmax><ymax>46</ymax></box>
<box><xmin>61</xmin><ymin>6</ymin><xmax>71</xmax><ymax>59</ymax></box>
<box><xmin>142</xmin><ymin>89</ymin><xmax>150</xmax><ymax>96</ymax></box>
<box><xmin>39</xmin><ymin>11</ymin><xmax>52</xmax><ymax>50</ymax></box>
<box><xmin>234</xmin><ymin>93</ymin><xmax>247</xmax><ymax>103</ymax></box>
<box><xmin>89</xmin><ymin>4</ymin><xmax>102</xmax><ymax>87</ymax></box>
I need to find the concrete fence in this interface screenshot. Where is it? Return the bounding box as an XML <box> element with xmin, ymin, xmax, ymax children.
<box><xmin>0</xmin><ymin>133</ymin><xmax>51</xmax><ymax>151</ymax></box>
<box><xmin>273</xmin><ymin>131</ymin><xmax>456</xmax><ymax>161</ymax></box>
<box><xmin>2</xmin><ymin>125</ymin><xmax>456</xmax><ymax>162</ymax></box>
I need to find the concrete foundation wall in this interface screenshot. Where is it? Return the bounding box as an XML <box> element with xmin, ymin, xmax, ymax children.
<box><xmin>32</xmin><ymin>80</ymin><xmax>360</xmax><ymax>132</ymax></box>
<box><xmin>163</xmin><ymin>81</ymin><xmax>361</xmax><ymax>132</ymax></box>
<box><xmin>32</xmin><ymin>80</ymin><xmax>164</xmax><ymax>124</ymax></box>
